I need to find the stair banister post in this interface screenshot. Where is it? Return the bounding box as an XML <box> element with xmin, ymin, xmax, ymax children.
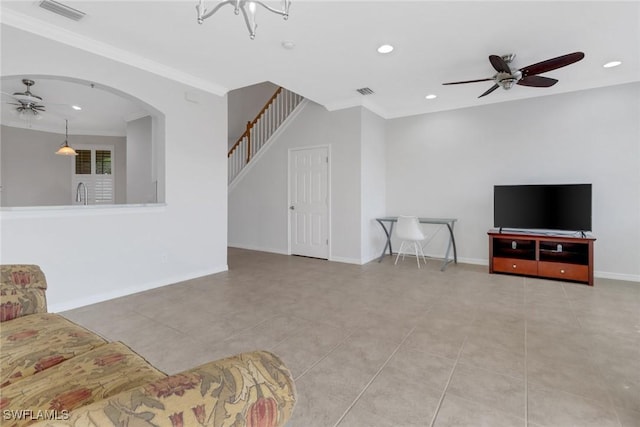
<box><xmin>246</xmin><ymin>120</ymin><xmax>252</xmax><ymax>164</ymax></box>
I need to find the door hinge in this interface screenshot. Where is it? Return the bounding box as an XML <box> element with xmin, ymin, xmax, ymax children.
<box><xmin>326</xmin><ymin>157</ymin><xmax>329</xmax><ymax>163</ymax></box>
<box><xmin>326</xmin><ymin>239</ymin><xmax>329</xmax><ymax>245</ymax></box>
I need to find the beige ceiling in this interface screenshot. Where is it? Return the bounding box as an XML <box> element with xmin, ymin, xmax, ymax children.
<box><xmin>1</xmin><ymin>1</ymin><xmax>638</xmax><ymax>131</ymax></box>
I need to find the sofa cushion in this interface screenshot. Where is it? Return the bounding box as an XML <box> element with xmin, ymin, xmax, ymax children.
<box><xmin>28</xmin><ymin>350</ymin><xmax>296</xmax><ymax>427</ymax></box>
<box><xmin>1</xmin><ymin>313</ymin><xmax>107</xmax><ymax>387</ymax></box>
<box><xmin>0</xmin><ymin>265</ymin><xmax>48</xmax><ymax>290</ymax></box>
<box><xmin>0</xmin><ymin>288</ymin><xmax>47</xmax><ymax>322</ymax></box>
<box><xmin>0</xmin><ymin>265</ymin><xmax>48</xmax><ymax>322</ymax></box>
<box><xmin>0</xmin><ymin>341</ymin><xmax>166</xmax><ymax>427</ymax></box>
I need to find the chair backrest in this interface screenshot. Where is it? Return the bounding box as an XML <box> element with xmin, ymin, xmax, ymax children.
<box><xmin>395</xmin><ymin>216</ymin><xmax>425</xmax><ymax>241</ymax></box>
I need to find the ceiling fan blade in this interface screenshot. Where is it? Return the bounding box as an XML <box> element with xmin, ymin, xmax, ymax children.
<box><xmin>520</xmin><ymin>52</ymin><xmax>585</xmax><ymax>77</ymax></box>
<box><xmin>443</xmin><ymin>78</ymin><xmax>494</xmax><ymax>85</ymax></box>
<box><xmin>478</xmin><ymin>84</ymin><xmax>500</xmax><ymax>98</ymax></box>
<box><xmin>517</xmin><ymin>75</ymin><xmax>558</xmax><ymax>88</ymax></box>
<box><xmin>1</xmin><ymin>94</ymin><xmax>19</xmax><ymax>103</ymax></box>
<box><xmin>489</xmin><ymin>55</ymin><xmax>511</xmax><ymax>73</ymax></box>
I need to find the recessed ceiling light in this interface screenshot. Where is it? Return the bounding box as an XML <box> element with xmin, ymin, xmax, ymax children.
<box><xmin>603</xmin><ymin>60</ymin><xmax>622</xmax><ymax>68</ymax></box>
<box><xmin>425</xmin><ymin>94</ymin><xmax>437</xmax><ymax>100</ymax></box>
<box><xmin>281</xmin><ymin>40</ymin><xmax>295</xmax><ymax>50</ymax></box>
<box><xmin>377</xmin><ymin>44</ymin><xmax>394</xmax><ymax>54</ymax></box>
<box><xmin>71</xmin><ymin>105</ymin><xmax>82</xmax><ymax>110</ymax></box>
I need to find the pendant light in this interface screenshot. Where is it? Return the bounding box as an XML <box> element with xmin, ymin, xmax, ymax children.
<box><xmin>55</xmin><ymin>119</ymin><xmax>78</xmax><ymax>156</ymax></box>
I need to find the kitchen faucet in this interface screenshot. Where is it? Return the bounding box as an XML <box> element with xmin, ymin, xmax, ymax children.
<box><xmin>75</xmin><ymin>182</ymin><xmax>88</xmax><ymax>205</ymax></box>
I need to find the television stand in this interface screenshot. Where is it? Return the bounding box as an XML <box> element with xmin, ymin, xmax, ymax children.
<box><xmin>488</xmin><ymin>231</ymin><xmax>595</xmax><ymax>286</ymax></box>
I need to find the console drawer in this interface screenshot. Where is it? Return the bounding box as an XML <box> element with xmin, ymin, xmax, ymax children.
<box><xmin>538</xmin><ymin>262</ymin><xmax>588</xmax><ymax>282</ymax></box>
<box><xmin>493</xmin><ymin>258</ymin><xmax>538</xmax><ymax>276</ymax></box>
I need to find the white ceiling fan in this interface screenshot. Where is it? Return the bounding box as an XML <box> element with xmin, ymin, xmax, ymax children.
<box><xmin>2</xmin><ymin>79</ymin><xmax>47</xmax><ymax>120</ymax></box>
<box><xmin>1</xmin><ymin>78</ymin><xmax>82</xmax><ymax>129</ymax></box>
<box><xmin>1</xmin><ymin>77</ymin><xmax>148</xmax><ymax>136</ymax></box>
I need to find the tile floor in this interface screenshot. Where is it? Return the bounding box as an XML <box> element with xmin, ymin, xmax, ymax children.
<box><xmin>62</xmin><ymin>248</ymin><xmax>640</xmax><ymax>427</ymax></box>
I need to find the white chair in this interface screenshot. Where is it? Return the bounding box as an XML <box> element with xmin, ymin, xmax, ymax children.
<box><xmin>394</xmin><ymin>216</ymin><xmax>428</xmax><ymax>268</ymax></box>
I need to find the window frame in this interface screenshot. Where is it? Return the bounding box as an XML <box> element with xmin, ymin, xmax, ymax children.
<box><xmin>71</xmin><ymin>144</ymin><xmax>115</xmax><ymax>205</ymax></box>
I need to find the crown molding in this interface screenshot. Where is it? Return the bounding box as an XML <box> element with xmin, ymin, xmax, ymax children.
<box><xmin>0</xmin><ymin>8</ymin><xmax>228</xmax><ymax>96</ymax></box>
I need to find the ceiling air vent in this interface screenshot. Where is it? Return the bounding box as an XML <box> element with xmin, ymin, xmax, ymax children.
<box><xmin>39</xmin><ymin>0</ymin><xmax>86</xmax><ymax>21</ymax></box>
<box><xmin>356</xmin><ymin>87</ymin><xmax>374</xmax><ymax>96</ymax></box>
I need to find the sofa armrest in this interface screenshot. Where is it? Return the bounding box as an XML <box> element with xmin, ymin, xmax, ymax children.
<box><xmin>1</xmin><ymin>265</ymin><xmax>48</xmax><ymax>322</ymax></box>
<box><xmin>31</xmin><ymin>350</ymin><xmax>296</xmax><ymax>427</ymax></box>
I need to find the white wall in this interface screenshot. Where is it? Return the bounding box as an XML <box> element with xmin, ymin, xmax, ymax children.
<box><xmin>0</xmin><ymin>25</ymin><xmax>229</xmax><ymax>310</ymax></box>
<box><xmin>386</xmin><ymin>82</ymin><xmax>640</xmax><ymax>281</ymax></box>
<box><xmin>228</xmin><ymin>102</ymin><xmax>363</xmax><ymax>263</ymax></box>
<box><xmin>126</xmin><ymin>116</ymin><xmax>153</xmax><ymax>203</ymax></box>
<box><xmin>1</xmin><ymin>125</ymin><xmax>70</xmax><ymax>206</ymax></box>
<box><xmin>360</xmin><ymin>108</ymin><xmax>387</xmax><ymax>263</ymax></box>
<box><xmin>1</xmin><ymin>125</ymin><xmax>126</xmax><ymax>206</ymax></box>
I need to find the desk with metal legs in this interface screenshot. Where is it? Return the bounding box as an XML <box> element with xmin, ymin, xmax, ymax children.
<box><xmin>375</xmin><ymin>217</ymin><xmax>458</xmax><ymax>271</ymax></box>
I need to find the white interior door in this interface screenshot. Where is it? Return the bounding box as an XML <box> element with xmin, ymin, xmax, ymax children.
<box><xmin>289</xmin><ymin>146</ymin><xmax>329</xmax><ymax>259</ymax></box>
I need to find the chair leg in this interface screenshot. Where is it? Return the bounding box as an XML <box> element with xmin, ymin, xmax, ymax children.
<box><xmin>418</xmin><ymin>243</ymin><xmax>427</xmax><ymax>265</ymax></box>
<box><xmin>414</xmin><ymin>242</ymin><xmax>421</xmax><ymax>268</ymax></box>
<box><xmin>395</xmin><ymin>241</ymin><xmax>406</xmax><ymax>265</ymax></box>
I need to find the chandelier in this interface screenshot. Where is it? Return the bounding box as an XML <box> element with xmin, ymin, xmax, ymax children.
<box><xmin>196</xmin><ymin>0</ymin><xmax>291</xmax><ymax>39</ymax></box>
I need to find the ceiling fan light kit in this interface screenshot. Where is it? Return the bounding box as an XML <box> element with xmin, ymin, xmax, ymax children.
<box><xmin>10</xmin><ymin>79</ymin><xmax>46</xmax><ymax>114</ymax></box>
<box><xmin>196</xmin><ymin>0</ymin><xmax>291</xmax><ymax>39</ymax></box>
<box><xmin>443</xmin><ymin>51</ymin><xmax>585</xmax><ymax>98</ymax></box>
<box><xmin>2</xmin><ymin>79</ymin><xmax>48</xmax><ymax>126</ymax></box>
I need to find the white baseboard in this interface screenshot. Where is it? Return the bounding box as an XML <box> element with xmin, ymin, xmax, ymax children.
<box><xmin>329</xmin><ymin>256</ymin><xmax>362</xmax><ymax>265</ymax></box>
<box><xmin>228</xmin><ymin>243</ymin><xmax>290</xmax><ymax>256</ymax></box>
<box><xmin>361</xmin><ymin>253</ymin><xmax>382</xmax><ymax>265</ymax></box>
<box><xmin>454</xmin><ymin>256</ymin><xmax>488</xmax><ymax>266</ymax></box>
<box><xmin>49</xmin><ymin>264</ymin><xmax>229</xmax><ymax>313</ymax></box>
<box><xmin>384</xmin><ymin>251</ymin><xmax>488</xmax><ymax>267</ymax></box>
<box><xmin>230</xmin><ymin>244</ymin><xmax>364</xmax><ymax>265</ymax></box>
<box><xmin>594</xmin><ymin>271</ymin><xmax>640</xmax><ymax>283</ymax></box>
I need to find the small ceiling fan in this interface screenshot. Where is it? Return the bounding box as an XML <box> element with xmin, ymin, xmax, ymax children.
<box><xmin>443</xmin><ymin>51</ymin><xmax>585</xmax><ymax>98</ymax></box>
<box><xmin>2</xmin><ymin>79</ymin><xmax>47</xmax><ymax>118</ymax></box>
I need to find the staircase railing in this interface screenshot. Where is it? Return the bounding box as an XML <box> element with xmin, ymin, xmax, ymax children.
<box><xmin>228</xmin><ymin>87</ymin><xmax>304</xmax><ymax>183</ymax></box>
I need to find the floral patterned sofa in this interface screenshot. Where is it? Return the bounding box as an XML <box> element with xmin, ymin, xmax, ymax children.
<box><xmin>0</xmin><ymin>265</ymin><xmax>296</xmax><ymax>427</ymax></box>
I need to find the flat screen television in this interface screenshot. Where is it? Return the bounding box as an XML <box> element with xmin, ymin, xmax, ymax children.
<box><xmin>494</xmin><ymin>184</ymin><xmax>592</xmax><ymax>232</ymax></box>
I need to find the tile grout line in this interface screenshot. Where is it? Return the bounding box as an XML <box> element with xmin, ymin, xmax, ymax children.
<box><xmin>428</xmin><ymin>335</ymin><xmax>468</xmax><ymax>427</ymax></box>
<box><xmin>332</xmin><ymin>325</ymin><xmax>418</xmax><ymax>427</ymax></box>
<box><xmin>560</xmin><ymin>282</ymin><xmax>625</xmax><ymax>427</ymax></box>
<box><xmin>427</xmin><ymin>293</ymin><xmax>490</xmax><ymax>427</ymax></box>
<box><xmin>293</xmin><ymin>328</ymin><xmax>359</xmax><ymax>382</ymax></box>
<box><xmin>295</xmin><ymin>298</ymin><xmax>442</xmax><ymax>383</ymax></box>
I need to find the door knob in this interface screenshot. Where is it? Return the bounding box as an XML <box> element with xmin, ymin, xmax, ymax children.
<box><xmin>289</xmin><ymin>205</ymin><xmax>295</xmax><ymax>210</ymax></box>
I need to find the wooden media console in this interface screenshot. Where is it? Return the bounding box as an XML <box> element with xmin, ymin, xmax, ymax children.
<box><xmin>488</xmin><ymin>231</ymin><xmax>595</xmax><ymax>286</ymax></box>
